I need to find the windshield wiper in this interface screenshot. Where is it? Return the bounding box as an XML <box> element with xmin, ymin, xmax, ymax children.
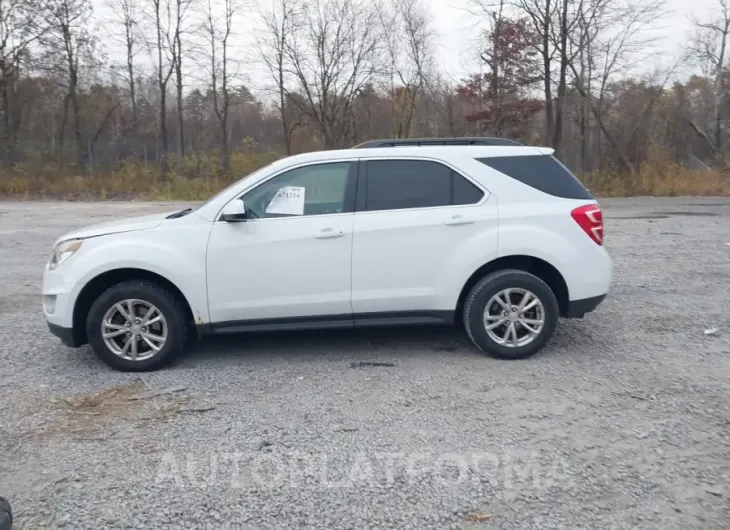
<box><xmin>166</xmin><ymin>208</ymin><xmax>193</xmax><ymax>219</ymax></box>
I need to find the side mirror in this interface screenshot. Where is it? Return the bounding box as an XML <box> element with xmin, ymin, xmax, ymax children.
<box><xmin>221</xmin><ymin>198</ymin><xmax>247</xmax><ymax>222</ymax></box>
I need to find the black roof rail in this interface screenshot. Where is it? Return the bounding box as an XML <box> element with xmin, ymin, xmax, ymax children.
<box><xmin>352</xmin><ymin>137</ymin><xmax>523</xmax><ymax>149</ymax></box>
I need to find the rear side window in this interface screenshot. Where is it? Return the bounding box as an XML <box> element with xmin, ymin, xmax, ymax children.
<box><xmin>452</xmin><ymin>172</ymin><xmax>484</xmax><ymax>205</ymax></box>
<box><xmin>364</xmin><ymin>160</ymin><xmax>484</xmax><ymax>212</ymax></box>
<box><xmin>477</xmin><ymin>155</ymin><xmax>593</xmax><ymax>199</ymax></box>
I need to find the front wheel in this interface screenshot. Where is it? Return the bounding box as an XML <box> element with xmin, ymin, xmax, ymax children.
<box><xmin>86</xmin><ymin>281</ymin><xmax>189</xmax><ymax>372</ymax></box>
<box><xmin>462</xmin><ymin>269</ymin><xmax>559</xmax><ymax>360</ymax></box>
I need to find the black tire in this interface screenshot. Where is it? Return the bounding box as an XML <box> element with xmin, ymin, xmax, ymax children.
<box><xmin>0</xmin><ymin>496</ymin><xmax>11</xmax><ymax>530</ymax></box>
<box><xmin>86</xmin><ymin>280</ymin><xmax>189</xmax><ymax>372</ymax></box>
<box><xmin>462</xmin><ymin>269</ymin><xmax>559</xmax><ymax>360</ymax></box>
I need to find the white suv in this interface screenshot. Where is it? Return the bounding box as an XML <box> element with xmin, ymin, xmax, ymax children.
<box><xmin>42</xmin><ymin>138</ymin><xmax>612</xmax><ymax>371</ymax></box>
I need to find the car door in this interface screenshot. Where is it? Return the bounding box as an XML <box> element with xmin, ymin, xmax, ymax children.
<box><xmin>351</xmin><ymin>157</ymin><xmax>498</xmax><ymax>320</ymax></box>
<box><xmin>206</xmin><ymin>160</ymin><xmax>358</xmax><ymax>326</ymax></box>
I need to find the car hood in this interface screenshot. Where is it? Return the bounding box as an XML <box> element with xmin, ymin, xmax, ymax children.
<box><xmin>55</xmin><ymin>211</ymin><xmax>178</xmax><ymax>244</ymax></box>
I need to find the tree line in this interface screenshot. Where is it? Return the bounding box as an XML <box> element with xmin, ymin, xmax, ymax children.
<box><xmin>1</xmin><ymin>0</ymin><xmax>730</xmax><ymax>180</ymax></box>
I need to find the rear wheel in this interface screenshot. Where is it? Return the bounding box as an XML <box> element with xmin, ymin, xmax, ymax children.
<box><xmin>86</xmin><ymin>281</ymin><xmax>188</xmax><ymax>371</ymax></box>
<box><xmin>462</xmin><ymin>269</ymin><xmax>559</xmax><ymax>360</ymax></box>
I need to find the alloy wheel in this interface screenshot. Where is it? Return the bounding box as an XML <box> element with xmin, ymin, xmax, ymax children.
<box><xmin>101</xmin><ymin>299</ymin><xmax>168</xmax><ymax>361</ymax></box>
<box><xmin>483</xmin><ymin>288</ymin><xmax>545</xmax><ymax>347</ymax></box>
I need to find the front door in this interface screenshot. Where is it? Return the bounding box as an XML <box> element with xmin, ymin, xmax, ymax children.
<box><xmin>206</xmin><ymin>160</ymin><xmax>358</xmax><ymax>324</ymax></box>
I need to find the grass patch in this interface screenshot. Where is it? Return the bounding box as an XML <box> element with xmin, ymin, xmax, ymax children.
<box><xmin>580</xmin><ymin>158</ymin><xmax>730</xmax><ymax>197</ymax></box>
<box><xmin>0</xmin><ymin>151</ymin><xmax>278</xmax><ymax>201</ymax></box>
<box><xmin>0</xmin><ymin>154</ymin><xmax>729</xmax><ymax>200</ymax></box>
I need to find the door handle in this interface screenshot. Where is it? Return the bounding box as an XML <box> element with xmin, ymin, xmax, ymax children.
<box><xmin>444</xmin><ymin>215</ymin><xmax>475</xmax><ymax>226</ymax></box>
<box><xmin>313</xmin><ymin>228</ymin><xmax>346</xmax><ymax>239</ymax></box>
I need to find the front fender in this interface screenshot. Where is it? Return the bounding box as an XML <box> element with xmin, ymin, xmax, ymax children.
<box><xmin>63</xmin><ymin>225</ymin><xmax>210</xmax><ymax>325</ymax></box>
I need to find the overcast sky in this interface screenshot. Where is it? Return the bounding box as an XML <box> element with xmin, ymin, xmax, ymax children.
<box><xmin>429</xmin><ymin>0</ymin><xmax>719</xmax><ymax>82</ymax></box>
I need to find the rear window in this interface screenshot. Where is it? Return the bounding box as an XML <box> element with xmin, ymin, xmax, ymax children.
<box><xmin>477</xmin><ymin>155</ymin><xmax>593</xmax><ymax>200</ymax></box>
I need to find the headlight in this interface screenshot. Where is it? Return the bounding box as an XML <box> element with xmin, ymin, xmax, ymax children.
<box><xmin>48</xmin><ymin>239</ymin><xmax>83</xmax><ymax>270</ymax></box>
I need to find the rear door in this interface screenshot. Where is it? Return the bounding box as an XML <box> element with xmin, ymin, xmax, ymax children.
<box><xmin>350</xmin><ymin>157</ymin><xmax>498</xmax><ymax>320</ymax></box>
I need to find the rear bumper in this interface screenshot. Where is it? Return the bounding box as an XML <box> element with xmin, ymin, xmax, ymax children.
<box><xmin>564</xmin><ymin>294</ymin><xmax>606</xmax><ymax>318</ymax></box>
<box><xmin>47</xmin><ymin>322</ymin><xmax>82</xmax><ymax>348</ymax></box>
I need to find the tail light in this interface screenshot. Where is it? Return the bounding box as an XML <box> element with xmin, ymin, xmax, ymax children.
<box><xmin>571</xmin><ymin>204</ymin><xmax>603</xmax><ymax>245</ymax></box>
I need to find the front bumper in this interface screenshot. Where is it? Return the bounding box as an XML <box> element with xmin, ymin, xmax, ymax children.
<box><xmin>564</xmin><ymin>294</ymin><xmax>606</xmax><ymax>318</ymax></box>
<box><xmin>43</xmin><ymin>261</ymin><xmax>82</xmax><ymax>326</ymax></box>
<box><xmin>44</xmin><ymin>265</ymin><xmax>85</xmax><ymax>346</ymax></box>
<box><xmin>47</xmin><ymin>322</ymin><xmax>82</xmax><ymax>347</ymax></box>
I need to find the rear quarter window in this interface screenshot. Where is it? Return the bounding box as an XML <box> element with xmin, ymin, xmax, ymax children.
<box><xmin>477</xmin><ymin>155</ymin><xmax>593</xmax><ymax>200</ymax></box>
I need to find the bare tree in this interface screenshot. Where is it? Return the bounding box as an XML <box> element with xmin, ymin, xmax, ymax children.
<box><xmin>257</xmin><ymin>0</ymin><xmax>299</xmax><ymax>155</ymax></box>
<box><xmin>47</xmin><ymin>0</ymin><xmax>95</xmax><ymax>166</ymax></box>
<box><xmin>688</xmin><ymin>0</ymin><xmax>730</xmax><ymax>154</ymax></box>
<box><xmin>0</xmin><ymin>0</ymin><xmax>725</xmax><ymax>183</ymax></box>
<box><xmin>108</xmin><ymin>0</ymin><xmax>143</xmax><ymax>145</ymax></box>
<box><xmin>148</xmin><ymin>0</ymin><xmax>175</xmax><ymax>162</ymax></box>
<box><xmin>169</xmin><ymin>0</ymin><xmax>192</xmax><ymax>161</ymax></box>
<box><xmin>477</xmin><ymin>0</ymin><xmax>507</xmax><ymax>135</ymax></box>
<box><xmin>147</xmin><ymin>0</ymin><xmax>189</xmax><ymax>165</ymax></box>
<box><xmin>568</xmin><ymin>0</ymin><xmax>669</xmax><ymax>174</ymax></box>
<box><xmin>572</xmin><ymin>0</ymin><xmax>607</xmax><ymax>170</ymax></box>
<box><xmin>377</xmin><ymin>0</ymin><xmax>434</xmax><ymax>138</ymax></box>
<box><xmin>0</xmin><ymin>0</ymin><xmax>50</xmax><ymax>163</ymax></box>
<box><xmin>515</xmin><ymin>0</ymin><xmax>558</xmax><ymax>145</ymax></box>
<box><xmin>202</xmin><ymin>0</ymin><xmax>242</xmax><ymax>172</ymax></box>
<box><xmin>510</xmin><ymin>0</ymin><xmax>585</xmax><ymax>157</ymax></box>
<box><xmin>469</xmin><ymin>0</ymin><xmax>543</xmax><ymax>138</ymax></box>
<box><xmin>421</xmin><ymin>71</ymin><xmax>467</xmax><ymax>136</ymax></box>
<box><xmin>551</xmin><ymin>0</ymin><xmax>572</xmax><ymax>159</ymax></box>
<box><xmin>284</xmin><ymin>0</ymin><xmax>382</xmax><ymax>149</ymax></box>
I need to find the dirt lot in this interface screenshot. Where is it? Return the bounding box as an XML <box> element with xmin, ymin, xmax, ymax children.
<box><xmin>0</xmin><ymin>197</ymin><xmax>729</xmax><ymax>530</ymax></box>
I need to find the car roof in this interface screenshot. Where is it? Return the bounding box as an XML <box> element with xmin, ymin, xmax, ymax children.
<box><xmin>272</xmin><ymin>145</ymin><xmax>553</xmax><ymax>168</ymax></box>
<box><xmin>353</xmin><ymin>137</ymin><xmax>523</xmax><ymax>148</ymax></box>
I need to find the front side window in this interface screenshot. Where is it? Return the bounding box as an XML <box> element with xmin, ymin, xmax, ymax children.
<box><xmin>242</xmin><ymin>162</ymin><xmax>352</xmax><ymax>219</ymax></box>
<box><xmin>364</xmin><ymin>159</ymin><xmax>484</xmax><ymax>212</ymax></box>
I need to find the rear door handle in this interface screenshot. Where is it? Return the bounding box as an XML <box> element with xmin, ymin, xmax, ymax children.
<box><xmin>444</xmin><ymin>215</ymin><xmax>475</xmax><ymax>226</ymax></box>
<box><xmin>313</xmin><ymin>228</ymin><xmax>346</xmax><ymax>239</ymax></box>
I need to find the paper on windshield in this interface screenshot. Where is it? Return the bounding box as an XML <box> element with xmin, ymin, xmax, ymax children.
<box><xmin>265</xmin><ymin>186</ymin><xmax>305</xmax><ymax>215</ymax></box>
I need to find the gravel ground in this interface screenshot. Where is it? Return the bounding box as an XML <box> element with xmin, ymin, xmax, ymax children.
<box><xmin>1</xmin><ymin>197</ymin><xmax>729</xmax><ymax>530</ymax></box>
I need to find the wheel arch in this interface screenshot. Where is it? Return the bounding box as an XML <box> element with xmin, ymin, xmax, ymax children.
<box><xmin>72</xmin><ymin>268</ymin><xmax>196</xmax><ymax>346</ymax></box>
<box><xmin>455</xmin><ymin>255</ymin><xmax>570</xmax><ymax>321</ymax></box>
